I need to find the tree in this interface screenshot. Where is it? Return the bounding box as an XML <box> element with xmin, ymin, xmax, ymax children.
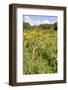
<box><xmin>23</xmin><ymin>22</ymin><xmax>31</xmax><ymax>30</ymax></box>
<box><xmin>53</xmin><ymin>22</ymin><xmax>57</xmax><ymax>31</ymax></box>
<box><xmin>39</xmin><ymin>24</ymin><xmax>52</xmax><ymax>30</ymax></box>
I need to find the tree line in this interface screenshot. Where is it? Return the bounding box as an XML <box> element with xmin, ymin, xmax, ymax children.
<box><xmin>23</xmin><ymin>22</ymin><xmax>57</xmax><ymax>31</ymax></box>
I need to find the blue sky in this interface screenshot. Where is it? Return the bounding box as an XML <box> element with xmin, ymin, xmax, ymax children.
<box><xmin>23</xmin><ymin>15</ymin><xmax>57</xmax><ymax>26</ymax></box>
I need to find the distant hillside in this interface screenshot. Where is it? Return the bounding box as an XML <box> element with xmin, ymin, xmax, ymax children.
<box><xmin>23</xmin><ymin>22</ymin><xmax>31</xmax><ymax>30</ymax></box>
<box><xmin>23</xmin><ymin>22</ymin><xmax>57</xmax><ymax>31</ymax></box>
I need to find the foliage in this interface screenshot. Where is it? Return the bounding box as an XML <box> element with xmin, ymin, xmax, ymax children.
<box><xmin>23</xmin><ymin>22</ymin><xmax>31</xmax><ymax>31</ymax></box>
<box><xmin>53</xmin><ymin>23</ymin><xmax>57</xmax><ymax>31</ymax></box>
<box><xmin>23</xmin><ymin>22</ymin><xmax>57</xmax><ymax>31</ymax></box>
<box><xmin>23</xmin><ymin>27</ymin><xmax>57</xmax><ymax>74</ymax></box>
<box><xmin>39</xmin><ymin>24</ymin><xmax>53</xmax><ymax>30</ymax></box>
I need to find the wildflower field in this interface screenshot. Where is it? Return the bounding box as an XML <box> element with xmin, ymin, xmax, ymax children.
<box><xmin>23</xmin><ymin>26</ymin><xmax>57</xmax><ymax>75</ymax></box>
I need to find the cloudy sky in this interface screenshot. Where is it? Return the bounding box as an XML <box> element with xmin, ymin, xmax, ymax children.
<box><xmin>23</xmin><ymin>15</ymin><xmax>57</xmax><ymax>26</ymax></box>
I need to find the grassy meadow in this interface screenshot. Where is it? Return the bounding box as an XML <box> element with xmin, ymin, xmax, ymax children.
<box><xmin>23</xmin><ymin>17</ymin><xmax>57</xmax><ymax>75</ymax></box>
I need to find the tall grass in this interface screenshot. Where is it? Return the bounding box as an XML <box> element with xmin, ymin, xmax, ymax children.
<box><xmin>23</xmin><ymin>29</ymin><xmax>57</xmax><ymax>75</ymax></box>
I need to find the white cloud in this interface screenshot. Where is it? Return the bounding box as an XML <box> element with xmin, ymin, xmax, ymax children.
<box><xmin>42</xmin><ymin>20</ymin><xmax>57</xmax><ymax>24</ymax></box>
<box><xmin>30</xmin><ymin>20</ymin><xmax>41</xmax><ymax>26</ymax></box>
<box><xmin>23</xmin><ymin>16</ymin><xmax>30</xmax><ymax>23</ymax></box>
<box><xmin>42</xmin><ymin>20</ymin><xmax>51</xmax><ymax>24</ymax></box>
<box><xmin>51</xmin><ymin>20</ymin><xmax>57</xmax><ymax>24</ymax></box>
<box><xmin>24</xmin><ymin>16</ymin><xmax>57</xmax><ymax>26</ymax></box>
<box><xmin>24</xmin><ymin>16</ymin><xmax>41</xmax><ymax>26</ymax></box>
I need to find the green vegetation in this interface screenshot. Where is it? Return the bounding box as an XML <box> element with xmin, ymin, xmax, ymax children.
<box><xmin>23</xmin><ymin>22</ymin><xmax>57</xmax><ymax>75</ymax></box>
